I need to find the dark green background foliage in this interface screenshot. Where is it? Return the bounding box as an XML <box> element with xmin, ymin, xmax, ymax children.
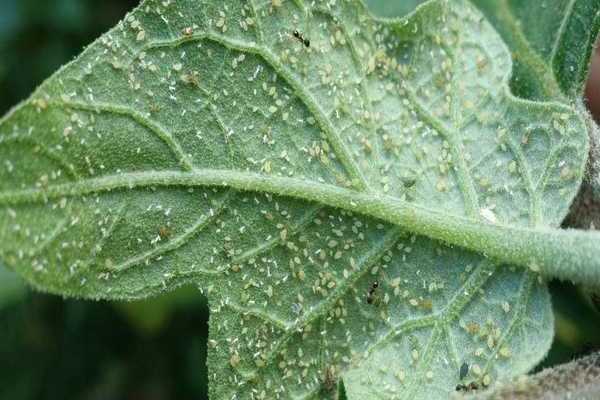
<box><xmin>0</xmin><ymin>1</ymin><xmax>599</xmax><ymax>399</ymax></box>
<box><xmin>0</xmin><ymin>1</ymin><xmax>212</xmax><ymax>399</ymax></box>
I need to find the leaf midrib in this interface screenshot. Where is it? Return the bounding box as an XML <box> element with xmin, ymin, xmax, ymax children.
<box><xmin>1</xmin><ymin>2</ymin><xmax>580</xmax><ymax>286</ymax></box>
<box><xmin>2</xmin><ymin>168</ymin><xmax>600</xmax><ymax>287</ymax></box>
<box><xmin>0</xmin><ymin>1</ymin><xmax>588</xmax><ymax>397</ymax></box>
<box><xmin>57</xmin><ymin>14</ymin><xmax>483</xmax><ymax>220</ymax></box>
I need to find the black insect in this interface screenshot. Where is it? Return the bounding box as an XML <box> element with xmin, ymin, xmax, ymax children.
<box><xmin>456</xmin><ymin>382</ymin><xmax>479</xmax><ymax>392</ymax></box>
<box><xmin>402</xmin><ymin>177</ymin><xmax>417</xmax><ymax>188</ymax></box>
<box><xmin>293</xmin><ymin>29</ymin><xmax>311</xmax><ymax>47</ymax></box>
<box><xmin>459</xmin><ymin>362</ymin><xmax>469</xmax><ymax>380</ymax></box>
<box><xmin>366</xmin><ymin>281</ymin><xmax>380</xmax><ymax>304</ymax></box>
<box><xmin>456</xmin><ymin>362</ymin><xmax>479</xmax><ymax>392</ymax></box>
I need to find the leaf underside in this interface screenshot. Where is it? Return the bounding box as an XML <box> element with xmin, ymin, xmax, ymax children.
<box><xmin>0</xmin><ymin>0</ymin><xmax>589</xmax><ymax>399</ymax></box>
<box><xmin>368</xmin><ymin>0</ymin><xmax>600</xmax><ymax>102</ymax></box>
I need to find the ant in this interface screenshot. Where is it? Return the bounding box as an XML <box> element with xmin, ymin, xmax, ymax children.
<box><xmin>293</xmin><ymin>29</ymin><xmax>310</xmax><ymax>48</ymax></box>
<box><xmin>456</xmin><ymin>382</ymin><xmax>479</xmax><ymax>392</ymax></box>
<box><xmin>366</xmin><ymin>281</ymin><xmax>379</xmax><ymax>305</ymax></box>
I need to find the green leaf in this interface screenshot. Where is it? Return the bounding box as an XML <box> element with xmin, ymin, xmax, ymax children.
<box><xmin>367</xmin><ymin>0</ymin><xmax>600</xmax><ymax>101</ymax></box>
<box><xmin>0</xmin><ymin>0</ymin><xmax>598</xmax><ymax>398</ymax></box>
<box><xmin>364</xmin><ymin>0</ymin><xmax>428</xmax><ymax>19</ymax></box>
<box><xmin>471</xmin><ymin>0</ymin><xmax>600</xmax><ymax>100</ymax></box>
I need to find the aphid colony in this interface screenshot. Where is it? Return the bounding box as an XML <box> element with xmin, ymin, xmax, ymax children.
<box><xmin>40</xmin><ymin>3</ymin><xmax>540</xmax><ymax>398</ymax></box>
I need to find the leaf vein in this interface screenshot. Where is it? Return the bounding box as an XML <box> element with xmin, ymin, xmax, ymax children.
<box><xmin>137</xmin><ymin>31</ymin><xmax>370</xmax><ymax>191</ymax></box>
<box><xmin>54</xmin><ymin>99</ymin><xmax>195</xmax><ymax>171</ymax></box>
<box><xmin>107</xmin><ymin>190</ymin><xmax>231</xmax><ymax>273</ymax></box>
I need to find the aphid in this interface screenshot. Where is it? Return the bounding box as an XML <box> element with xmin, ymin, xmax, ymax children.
<box><xmin>149</xmin><ymin>103</ymin><xmax>160</xmax><ymax>114</ymax></box>
<box><xmin>459</xmin><ymin>362</ymin><xmax>469</xmax><ymax>380</ymax></box>
<box><xmin>159</xmin><ymin>226</ymin><xmax>171</xmax><ymax>239</ymax></box>
<box><xmin>222</xmin><ymin>241</ymin><xmax>235</xmax><ymax>259</ymax></box>
<box><xmin>366</xmin><ymin>281</ymin><xmax>380</xmax><ymax>304</ymax></box>
<box><xmin>402</xmin><ymin>177</ymin><xmax>417</xmax><ymax>188</ymax></box>
<box><xmin>181</xmin><ymin>71</ymin><xmax>200</xmax><ymax>87</ymax></box>
<box><xmin>321</xmin><ymin>365</ymin><xmax>337</xmax><ymax>392</ymax></box>
<box><xmin>456</xmin><ymin>362</ymin><xmax>479</xmax><ymax>391</ymax></box>
<box><xmin>292</xmin><ymin>29</ymin><xmax>310</xmax><ymax>48</ymax></box>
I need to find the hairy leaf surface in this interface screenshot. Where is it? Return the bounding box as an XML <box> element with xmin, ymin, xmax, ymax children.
<box><xmin>0</xmin><ymin>0</ymin><xmax>591</xmax><ymax>398</ymax></box>
<box><xmin>368</xmin><ymin>0</ymin><xmax>600</xmax><ymax>100</ymax></box>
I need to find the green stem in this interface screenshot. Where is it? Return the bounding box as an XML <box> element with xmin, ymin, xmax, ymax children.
<box><xmin>1</xmin><ymin>169</ymin><xmax>599</xmax><ymax>286</ymax></box>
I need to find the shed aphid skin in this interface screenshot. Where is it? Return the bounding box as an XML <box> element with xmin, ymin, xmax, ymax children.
<box><xmin>292</xmin><ymin>29</ymin><xmax>310</xmax><ymax>48</ymax></box>
<box><xmin>366</xmin><ymin>281</ymin><xmax>380</xmax><ymax>304</ymax></box>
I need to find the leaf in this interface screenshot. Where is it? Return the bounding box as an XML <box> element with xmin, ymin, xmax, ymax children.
<box><xmin>367</xmin><ymin>0</ymin><xmax>600</xmax><ymax>101</ymax></box>
<box><xmin>364</xmin><ymin>0</ymin><xmax>428</xmax><ymax>19</ymax></box>
<box><xmin>0</xmin><ymin>0</ymin><xmax>596</xmax><ymax>398</ymax></box>
<box><xmin>471</xmin><ymin>0</ymin><xmax>600</xmax><ymax>100</ymax></box>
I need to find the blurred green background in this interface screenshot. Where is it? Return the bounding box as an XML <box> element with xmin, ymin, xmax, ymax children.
<box><xmin>0</xmin><ymin>1</ymin><xmax>211</xmax><ymax>399</ymax></box>
<box><xmin>0</xmin><ymin>1</ymin><xmax>598</xmax><ymax>399</ymax></box>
